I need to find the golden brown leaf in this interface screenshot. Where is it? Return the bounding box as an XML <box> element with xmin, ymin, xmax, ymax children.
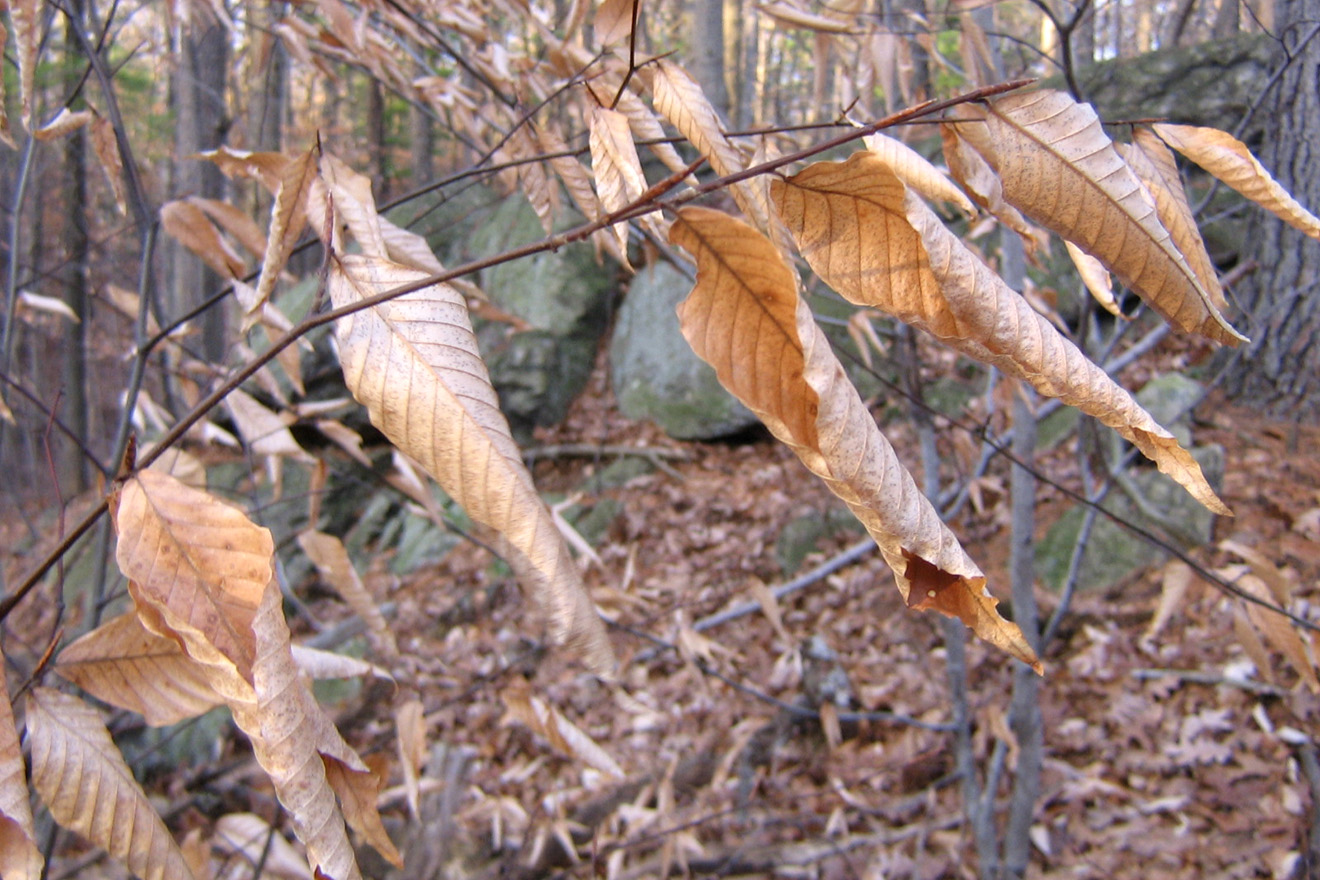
<box><xmin>54</xmin><ymin>611</ymin><xmax>225</xmax><ymax>726</ymax></box>
<box><xmin>758</xmin><ymin>1</ymin><xmax>853</xmax><ymax>32</ymax></box>
<box><xmin>113</xmin><ymin>469</ymin><xmax>273</xmax><ymax>680</ymax></box>
<box><xmin>90</xmin><ymin>117</ymin><xmax>126</xmax><ymax>214</ymax></box>
<box><xmin>772</xmin><ymin>152</ymin><xmax>1229</xmax><ymax>515</ymax></box>
<box><xmin>26</xmin><ymin>687</ymin><xmax>197</xmax><ymax>880</ymax></box>
<box><xmin>1237</xmin><ymin>574</ymin><xmax>1319</xmax><ymax>692</ymax></box>
<box><xmin>536</xmin><ymin>123</ymin><xmax>629</xmax><ymax>266</ymax></box>
<box><xmin>161</xmin><ymin>200</ymin><xmax>248</xmax><ymax>279</ymax></box>
<box><xmin>213</xmin><ymin>813</ymin><xmax>313</xmax><ymax>880</ymax></box>
<box><xmin>1152</xmin><ymin>123</ymin><xmax>1320</xmax><ymax>242</ymax></box>
<box><xmin>1063</xmin><ymin>239</ymin><xmax>1124</xmax><ymax>318</ymax></box>
<box><xmin>1118</xmin><ymin>131</ymin><xmax>1227</xmax><ymax>311</ymax></box>
<box><xmin>953</xmin><ymin>90</ymin><xmax>1244</xmax><ymax>345</ymax></box>
<box><xmin>670</xmin><ymin>206</ymin><xmax>1039</xmax><ymax>670</ymax></box>
<box><xmin>197</xmin><ymin>146</ymin><xmax>290</xmax><ymax>193</ymax></box>
<box><xmin>328</xmin><ymin>254</ymin><xmax>614</xmax><ymax>675</ymax></box>
<box><xmin>0</xmin><ymin>645</ymin><xmax>43</xmax><ymax>880</ymax></box>
<box><xmin>297</xmin><ymin>530</ymin><xmax>398</xmax><ymax>659</ymax></box>
<box><xmin>190</xmin><ymin>197</ymin><xmax>268</xmax><ymax>262</ymax></box>
<box><xmin>251</xmin><ymin>146</ymin><xmax>317</xmax><ymax>317</ymax></box>
<box><xmin>594</xmin><ymin>0</ymin><xmax>634</xmax><ymax>45</ymax></box>
<box><xmin>500</xmin><ymin>683</ymin><xmax>626</xmax><ymax>777</ymax></box>
<box><xmin>939</xmin><ymin>122</ymin><xmax>1047</xmax><ymax>255</ymax></box>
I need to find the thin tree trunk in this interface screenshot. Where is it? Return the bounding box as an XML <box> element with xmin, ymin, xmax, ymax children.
<box><xmin>689</xmin><ymin>0</ymin><xmax>729</xmax><ymax>115</ymax></box>
<box><xmin>59</xmin><ymin>1</ymin><xmax>91</xmax><ymax>492</ymax></box>
<box><xmin>367</xmin><ymin>77</ymin><xmax>389</xmax><ymax>199</ymax></box>
<box><xmin>1223</xmin><ymin>0</ymin><xmax>1320</xmax><ymax>420</ymax></box>
<box><xmin>409</xmin><ymin>102</ymin><xmax>434</xmax><ymax>188</ymax></box>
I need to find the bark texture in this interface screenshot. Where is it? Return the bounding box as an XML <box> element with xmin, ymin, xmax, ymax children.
<box><xmin>1224</xmin><ymin>0</ymin><xmax>1320</xmax><ymax>420</ymax></box>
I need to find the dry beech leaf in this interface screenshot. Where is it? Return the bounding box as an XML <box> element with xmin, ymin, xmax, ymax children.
<box><xmin>772</xmin><ymin>152</ymin><xmax>1229</xmax><ymax>515</ymax></box>
<box><xmin>864</xmin><ymin>132</ymin><xmax>974</xmax><ymax>216</ymax></box>
<box><xmin>198</xmin><ymin>146</ymin><xmax>291</xmax><ymax>193</ymax></box>
<box><xmin>328</xmin><ymin>254</ymin><xmax>614</xmax><ymax>675</ymax></box>
<box><xmin>11</xmin><ymin>0</ymin><xmax>39</xmax><ymax>132</ymax></box>
<box><xmin>213</xmin><ymin>813</ymin><xmax>313</xmax><ymax>880</ymax></box>
<box><xmin>311</xmin><ymin>153</ymin><xmax>386</xmax><ymax>257</ymax></box>
<box><xmin>297</xmin><ymin>530</ymin><xmax>398</xmax><ymax>659</ymax></box>
<box><xmin>952</xmin><ymin>90</ymin><xmax>1244</xmax><ymax>345</ymax></box>
<box><xmin>26</xmin><ymin>687</ymin><xmax>197</xmax><ymax>880</ymax></box>
<box><xmin>55</xmin><ymin>611</ymin><xmax>225</xmax><ymax>726</ymax></box>
<box><xmin>500</xmin><ymin>684</ymin><xmax>626</xmax><ymax>778</ymax></box>
<box><xmin>589</xmin><ymin>106</ymin><xmax>647</xmax><ymax>262</ymax></box>
<box><xmin>90</xmin><ymin>117</ymin><xmax>127</xmax><ymax>214</ymax></box>
<box><xmin>1063</xmin><ymin>239</ymin><xmax>1124</xmax><ymax>318</ymax></box>
<box><xmin>940</xmin><ymin>123</ymin><xmax>1047</xmax><ymax>255</ymax></box>
<box><xmin>0</xmin><ymin>645</ymin><xmax>43</xmax><ymax>880</ymax></box>
<box><xmin>379</xmin><ymin>213</ymin><xmax>445</xmax><ymax>275</ymax></box>
<box><xmin>251</xmin><ymin>146</ymin><xmax>317</xmax><ymax>317</ymax></box>
<box><xmin>290</xmin><ymin>645</ymin><xmax>392</xmax><ymax>682</ymax></box>
<box><xmin>1152</xmin><ymin>123</ymin><xmax>1320</xmax><ymax>242</ymax></box>
<box><xmin>649</xmin><ymin>61</ymin><xmax>774</xmax><ymax>241</ymax></box>
<box><xmin>228</xmin><ymin>584</ymin><xmax>367</xmax><ymax>879</ymax></box>
<box><xmin>113</xmin><ymin>469</ymin><xmax>272</xmax><ymax>682</ymax></box>
<box><xmin>161</xmin><ymin>199</ymin><xmax>248</xmax><ymax>279</ymax></box>
<box><xmin>191</xmin><ymin>197</ymin><xmax>268</xmax><ymax>261</ymax></box>
<box><xmin>536</xmin><ymin>123</ymin><xmax>629</xmax><ymax>266</ymax></box>
<box><xmin>1237</xmin><ymin>574</ymin><xmax>1319</xmax><ymax>692</ymax></box>
<box><xmin>670</xmin><ymin>206</ymin><xmax>1039</xmax><ymax>670</ymax></box>
<box><xmin>32</xmin><ymin>107</ymin><xmax>94</xmax><ymax>141</ymax></box>
<box><xmin>395</xmin><ymin>698</ymin><xmax>426</xmax><ymax>819</ymax></box>
<box><xmin>1145</xmin><ymin>560</ymin><xmax>1194</xmax><ymax>642</ymax></box>
<box><xmin>503</xmin><ymin>125</ymin><xmax>558</xmax><ymax>236</ymax></box>
<box><xmin>594</xmin><ymin>0</ymin><xmax>634</xmax><ymax>45</ymax></box>
<box><xmin>758</xmin><ymin>1</ymin><xmax>853</xmax><ymax>32</ymax></box>
<box><xmin>225</xmin><ymin>387</ymin><xmax>314</xmax><ymax>465</ymax></box>
<box><xmin>1119</xmin><ymin>130</ymin><xmax>1227</xmax><ymax>311</ymax></box>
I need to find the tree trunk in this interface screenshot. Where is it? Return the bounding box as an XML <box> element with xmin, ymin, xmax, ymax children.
<box><xmin>367</xmin><ymin>77</ymin><xmax>389</xmax><ymax>200</ymax></box>
<box><xmin>171</xmin><ymin>15</ymin><xmax>229</xmax><ymax>362</ymax></box>
<box><xmin>59</xmin><ymin>1</ymin><xmax>91</xmax><ymax>491</ymax></box>
<box><xmin>1223</xmin><ymin>0</ymin><xmax>1320</xmax><ymax>421</ymax></box>
<box><xmin>689</xmin><ymin>0</ymin><xmax>729</xmax><ymax>115</ymax></box>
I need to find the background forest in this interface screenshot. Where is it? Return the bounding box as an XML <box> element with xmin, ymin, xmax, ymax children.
<box><xmin>2</xmin><ymin>0</ymin><xmax>1320</xmax><ymax>878</ymax></box>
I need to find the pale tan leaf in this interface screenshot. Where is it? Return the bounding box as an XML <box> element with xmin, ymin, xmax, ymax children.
<box><xmin>537</xmin><ymin>123</ymin><xmax>629</xmax><ymax>266</ymax></box>
<box><xmin>864</xmin><ymin>132</ymin><xmax>974</xmax><ymax>215</ymax></box>
<box><xmin>1152</xmin><ymin>123</ymin><xmax>1320</xmax><ymax>242</ymax></box>
<box><xmin>1119</xmin><ymin>130</ymin><xmax>1227</xmax><ymax>310</ymax></box>
<box><xmin>313</xmin><ymin>420</ymin><xmax>373</xmax><ymax>468</ymax></box>
<box><xmin>939</xmin><ymin>123</ymin><xmax>1048</xmax><ymax>255</ymax></box>
<box><xmin>289</xmin><ymin>646</ymin><xmax>392</xmax><ymax>682</ymax></box>
<box><xmin>11</xmin><ymin>0</ymin><xmax>40</xmax><ymax>132</ymax></box>
<box><xmin>213</xmin><ymin>813</ymin><xmax>313</xmax><ymax>880</ymax></box>
<box><xmin>90</xmin><ymin>117</ymin><xmax>127</xmax><ymax>214</ymax></box>
<box><xmin>503</xmin><ymin>125</ymin><xmax>558</xmax><ymax>236</ymax></box>
<box><xmin>589</xmin><ymin>106</ymin><xmax>646</xmax><ymax>261</ymax></box>
<box><xmin>0</xmin><ymin>390</ymin><xmax>13</xmax><ymax>425</ymax></box>
<box><xmin>143</xmin><ymin>444</ymin><xmax>207</xmax><ymax>487</ymax></box>
<box><xmin>310</xmin><ymin>153</ymin><xmax>385</xmax><ymax>257</ymax></box>
<box><xmin>251</xmin><ymin>146</ymin><xmax>316</xmax><ymax>317</ymax></box>
<box><xmin>376</xmin><ymin>213</ymin><xmax>443</xmax><ymax>275</ymax></box>
<box><xmin>161</xmin><ymin>200</ymin><xmax>247</xmax><ymax>279</ymax></box>
<box><xmin>26</xmin><ymin>687</ymin><xmax>197</xmax><ymax>880</ymax></box>
<box><xmin>395</xmin><ymin>698</ymin><xmax>425</xmax><ymax>819</ymax></box>
<box><xmin>670</xmin><ymin>206</ymin><xmax>1039</xmax><ymax>669</ymax></box>
<box><xmin>500</xmin><ymin>685</ymin><xmax>626</xmax><ymax>778</ymax></box>
<box><xmin>1145</xmin><ymin>560</ymin><xmax>1193</xmax><ymax>642</ymax></box>
<box><xmin>0</xmin><ymin>645</ymin><xmax>43</xmax><ymax>880</ymax></box>
<box><xmin>225</xmin><ymin>387</ymin><xmax>314</xmax><ymax>463</ymax></box>
<box><xmin>55</xmin><ymin>611</ymin><xmax>225</xmax><ymax>726</ymax></box>
<box><xmin>297</xmin><ymin>530</ymin><xmax>398</xmax><ymax>658</ymax></box>
<box><xmin>230</xmin><ymin>584</ymin><xmax>363</xmax><ymax>880</ymax></box>
<box><xmin>112</xmin><ymin>469</ymin><xmax>272</xmax><ymax>681</ymax></box>
<box><xmin>758</xmin><ymin>1</ymin><xmax>852</xmax><ymax>32</ymax></box>
<box><xmin>1238</xmin><ymin>574</ymin><xmax>1319</xmax><ymax>692</ymax></box>
<box><xmin>953</xmin><ymin>91</ymin><xmax>1244</xmax><ymax>345</ymax></box>
<box><xmin>1232</xmin><ymin>604</ymin><xmax>1275</xmax><ymax>684</ymax></box>
<box><xmin>648</xmin><ymin>60</ymin><xmax>771</xmax><ymax>238</ymax></box>
<box><xmin>197</xmin><ymin>147</ymin><xmax>290</xmax><ymax>193</ymax></box>
<box><xmin>772</xmin><ymin>153</ymin><xmax>1229</xmax><ymax>515</ymax></box>
<box><xmin>16</xmin><ymin>291</ymin><xmax>78</xmax><ymax>322</ymax></box>
<box><xmin>328</xmin><ymin>254</ymin><xmax>614</xmax><ymax>674</ymax></box>
<box><xmin>594</xmin><ymin>0</ymin><xmax>634</xmax><ymax>45</ymax></box>
<box><xmin>1063</xmin><ymin>239</ymin><xmax>1124</xmax><ymax>318</ymax></box>
<box><xmin>1222</xmin><ymin>539</ymin><xmax>1295</xmax><ymax>604</ymax></box>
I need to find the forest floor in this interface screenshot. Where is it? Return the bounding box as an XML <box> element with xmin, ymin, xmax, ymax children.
<box><xmin>7</xmin><ymin>343</ymin><xmax>1320</xmax><ymax>880</ymax></box>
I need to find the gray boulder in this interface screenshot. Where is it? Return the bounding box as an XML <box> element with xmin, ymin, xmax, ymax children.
<box><xmin>610</xmin><ymin>261</ymin><xmax>759</xmax><ymax>440</ymax></box>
